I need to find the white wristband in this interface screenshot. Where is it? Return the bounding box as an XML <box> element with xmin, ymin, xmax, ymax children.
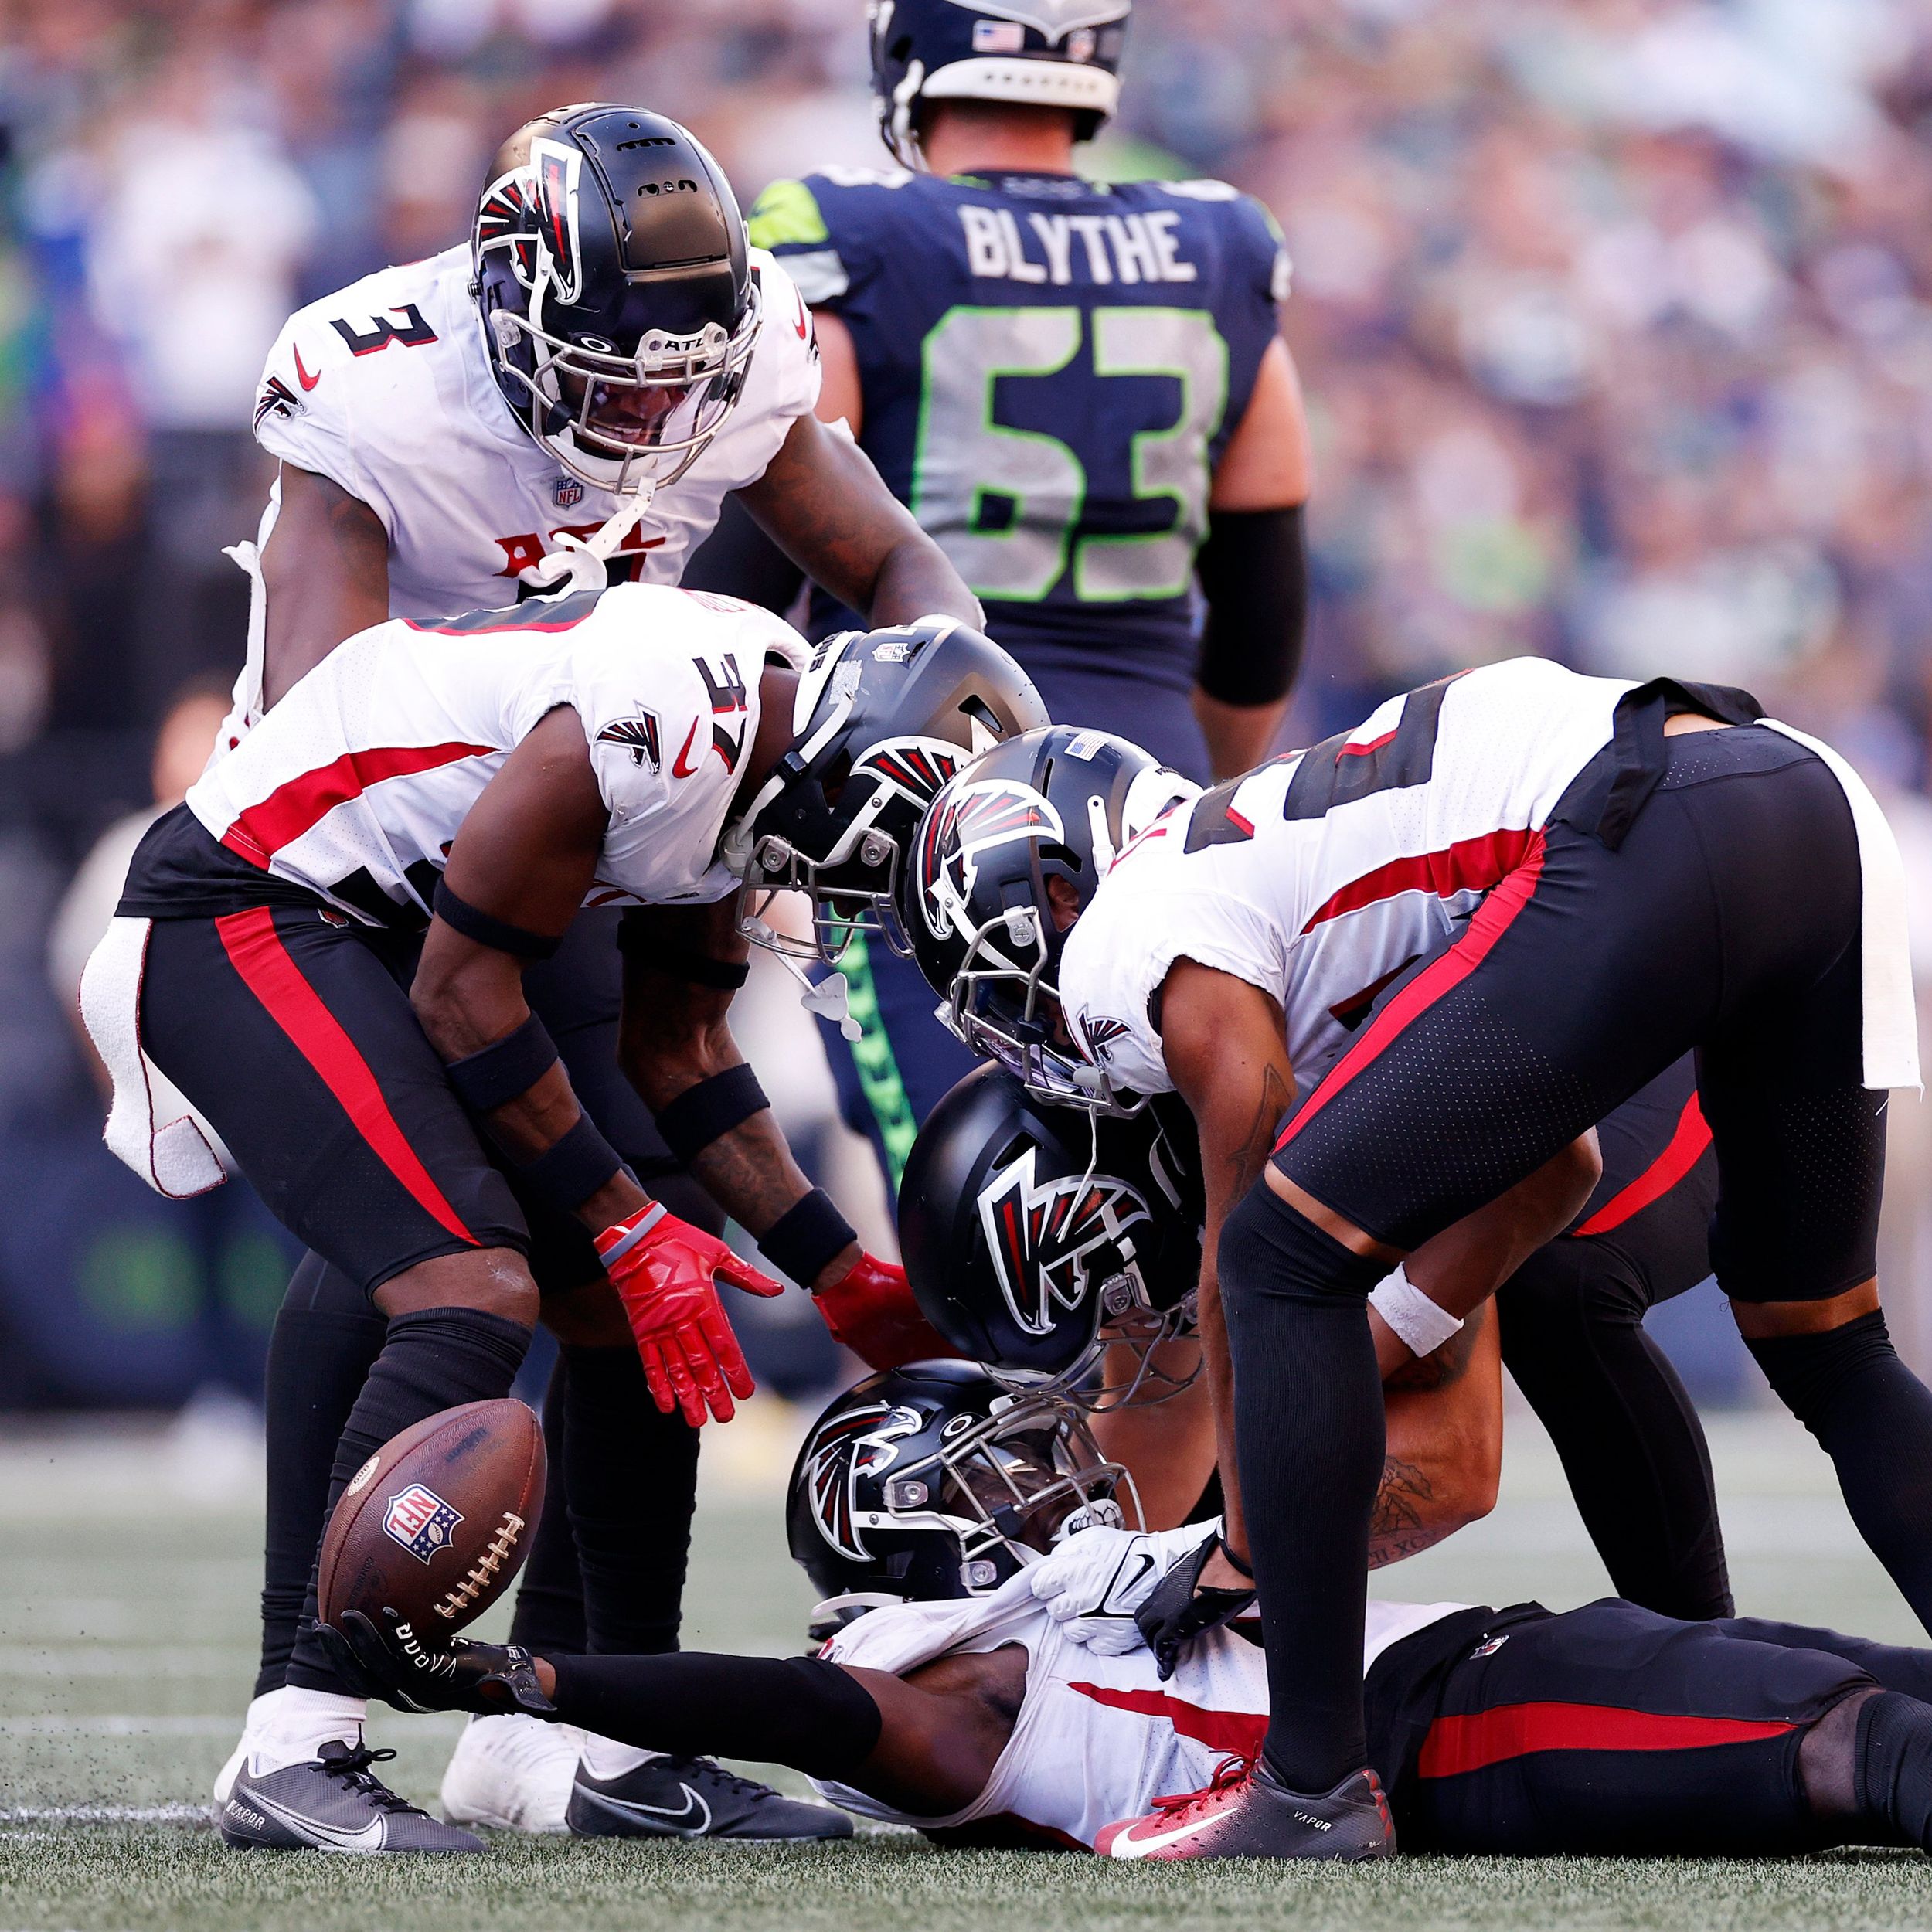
<box><xmin>1369</xmin><ymin>1265</ymin><xmax>1464</xmax><ymax>1359</ymax></box>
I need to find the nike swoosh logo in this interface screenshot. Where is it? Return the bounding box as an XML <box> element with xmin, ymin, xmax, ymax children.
<box><xmin>1104</xmin><ymin>1811</ymin><xmax>1209</xmax><ymax>1859</ymax></box>
<box><xmin>292</xmin><ymin>344</ymin><xmax>321</xmax><ymax>392</ymax></box>
<box><xmin>671</xmin><ymin>719</ymin><xmax>700</xmax><ymax>779</ymax></box>
<box><xmin>1106</xmin><ymin>1552</ymin><xmax>1155</xmax><ymax>1614</ymax></box>
<box><xmin>241</xmin><ymin>1787</ymin><xmax>387</xmax><ymax>1851</ymax></box>
<box><xmin>793</xmin><ymin>289</ymin><xmax>810</xmax><ymax>340</ymax></box>
<box><xmin>576</xmin><ymin>1782</ymin><xmax>712</xmax><ymax>1836</ymax></box>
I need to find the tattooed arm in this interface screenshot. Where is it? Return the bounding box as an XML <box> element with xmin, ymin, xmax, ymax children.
<box><xmin>616</xmin><ymin>902</ymin><xmax>860</xmax><ymax>1291</ymax></box>
<box><xmin>736</xmin><ymin>410</ymin><xmax>983</xmax><ymax>630</ymax></box>
<box><xmin>1369</xmin><ymin>1304</ymin><xmax>1504</xmax><ymax>1566</ymax></box>
<box><xmin>257</xmin><ymin>464</ymin><xmax>392</xmax><ymax>709</ymax></box>
<box><xmin>1158</xmin><ymin>960</ymin><xmax>1298</xmax><ymax>1581</ymax></box>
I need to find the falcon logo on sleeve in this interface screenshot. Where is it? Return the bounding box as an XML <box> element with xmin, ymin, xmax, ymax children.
<box><xmin>978</xmin><ymin>1147</ymin><xmax>1154</xmax><ymax>1338</ymax></box>
<box><xmin>597</xmin><ymin>712</ymin><xmax>662</xmax><ymax>771</ymax></box>
<box><xmin>253</xmin><ymin>373</ymin><xmax>306</xmax><ymax>430</ymax></box>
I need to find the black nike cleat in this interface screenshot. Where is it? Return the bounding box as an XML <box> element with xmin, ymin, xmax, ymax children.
<box><xmin>566</xmin><ymin>1753</ymin><xmax>852</xmax><ymax>1842</ymax></box>
<box><xmin>218</xmin><ymin>1740</ymin><xmax>485</xmax><ymax>1853</ymax></box>
<box><xmin>1097</xmin><ymin>1758</ymin><xmax>1395</xmax><ymax>1861</ymax></box>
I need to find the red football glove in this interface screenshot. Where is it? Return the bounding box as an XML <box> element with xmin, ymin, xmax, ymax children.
<box><xmin>812</xmin><ymin>1252</ymin><xmax>957</xmax><ymax>1372</ymax></box>
<box><xmin>597</xmin><ymin>1205</ymin><xmax>782</xmax><ymax>1427</ymax></box>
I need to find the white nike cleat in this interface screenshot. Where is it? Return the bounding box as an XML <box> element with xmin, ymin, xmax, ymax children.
<box><xmin>566</xmin><ymin>1753</ymin><xmax>852</xmax><ymax>1842</ymax></box>
<box><xmin>440</xmin><ymin>1712</ymin><xmax>583</xmax><ymax>1833</ymax></box>
<box><xmin>219</xmin><ymin>1740</ymin><xmax>485</xmax><ymax>1852</ymax></box>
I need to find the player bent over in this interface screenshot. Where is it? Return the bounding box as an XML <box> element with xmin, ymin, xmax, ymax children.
<box><xmin>322</xmin><ymin>1368</ymin><xmax>1932</xmax><ymax>1864</ymax></box>
<box><xmin>82</xmin><ymin>587</ymin><xmax>1041</xmax><ymax>1849</ymax></box>
<box><xmin>905</xmin><ymin>664</ymin><xmax>1929</xmax><ymax>1856</ymax></box>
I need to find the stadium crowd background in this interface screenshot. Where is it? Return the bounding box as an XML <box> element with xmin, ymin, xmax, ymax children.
<box><xmin>2</xmin><ymin>0</ymin><xmax>1931</xmax><ymax>1424</ymax></box>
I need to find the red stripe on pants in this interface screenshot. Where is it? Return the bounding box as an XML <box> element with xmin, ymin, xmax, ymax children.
<box><xmin>1418</xmin><ymin>1699</ymin><xmax>1794</xmax><ymax>1779</ymax></box>
<box><xmin>213</xmin><ymin>906</ymin><xmax>478</xmax><ymax>1246</ymax></box>
<box><xmin>1277</xmin><ymin>831</ymin><xmax>1548</xmax><ymax>1153</ymax></box>
<box><xmin>1570</xmin><ymin>1091</ymin><xmax>1713</xmax><ymax>1237</ymax></box>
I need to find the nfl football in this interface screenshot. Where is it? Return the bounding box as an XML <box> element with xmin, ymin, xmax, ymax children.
<box><xmin>318</xmin><ymin>1400</ymin><xmax>545</xmax><ymax>1637</ymax></box>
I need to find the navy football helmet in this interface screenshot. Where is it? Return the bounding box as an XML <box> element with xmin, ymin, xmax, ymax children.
<box><xmin>898</xmin><ymin>1064</ymin><xmax>1203</xmax><ymax>1407</ymax></box>
<box><xmin>787</xmin><ymin>1361</ymin><xmax>1136</xmax><ymax>1628</ymax></box>
<box><xmin>474</xmin><ymin>104</ymin><xmax>759</xmax><ymax>497</ymax></box>
<box><xmin>869</xmin><ymin>0</ymin><xmax>1132</xmax><ymax>167</ymax></box>
<box><xmin>896</xmin><ymin>726</ymin><xmax>1194</xmax><ymax>1113</ymax></box>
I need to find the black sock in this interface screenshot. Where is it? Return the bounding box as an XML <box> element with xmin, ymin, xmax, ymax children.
<box><xmin>508</xmin><ymin>1357</ymin><xmax>588</xmax><ymax>1656</ymax></box>
<box><xmin>286</xmin><ymin>1306</ymin><xmax>532</xmax><ymax>1692</ymax></box>
<box><xmin>1219</xmin><ymin>1181</ymin><xmax>1388</xmax><ymax>1792</ymax></box>
<box><xmin>256</xmin><ymin>1254</ymin><xmax>386</xmax><ymax>1698</ymax></box>
<box><xmin>1747</xmin><ymin>1312</ymin><xmax>1932</xmax><ymax>1634</ymax></box>
<box><xmin>549</xmin><ymin>1653</ymin><xmax>881</xmax><ymax>1780</ymax></box>
<box><xmin>1856</xmin><ymin>1689</ymin><xmax>1932</xmax><ymax>1849</ymax></box>
<box><xmin>561</xmin><ymin>1345</ymin><xmax>700</xmax><ymax>1655</ymax></box>
<box><xmin>1499</xmin><ymin>1240</ymin><xmax>1732</xmax><ymax>1620</ymax></box>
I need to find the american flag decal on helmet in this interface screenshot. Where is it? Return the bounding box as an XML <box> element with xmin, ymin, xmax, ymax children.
<box><xmin>531</xmin><ymin>138</ymin><xmax>583</xmax><ymax>304</ymax></box>
<box><xmin>800</xmin><ymin>1401</ymin><xmax>923</xmax><ymax>1563</ymax></box>
<box><xmin>978</xmin><ymin>1148</ymin><xmax>1152</xmax><ymax>1338</ymax></box>
<box><xmin>597</xmin><ymin>712</ymin><xmax>662</xmax><ymax>770</ymax></box>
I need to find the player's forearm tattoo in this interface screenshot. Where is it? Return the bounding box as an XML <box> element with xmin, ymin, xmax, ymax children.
<box><xmin>1226</xmin><ymin>1065</ymin><xmax>1293</xmax><ymax>1199</ymax></box>
<box><xmin>684</xmin><ymin>1114</ymin><xmax>816</xmax><ymax>1241</ymax></box>
<box><xmin>1368</xmin><ymin>1455</ymin><xmax>1451</xmax><ymax>1567</ymax></box>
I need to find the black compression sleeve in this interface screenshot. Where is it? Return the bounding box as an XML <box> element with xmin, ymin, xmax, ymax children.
<box><xmin>679</xmin><ymin>492</ymin><xmax>808</xmax><ymax>615</ymax></box>
<box><xmin>1195</xmin><ymin>502</ymin><xmax>1307</xmax><ymax>706</ymax></box>
<box><xmin>547</xmin><ymin>1652</ymin><xmax>883</xmax><ymax>1780</ymax></box>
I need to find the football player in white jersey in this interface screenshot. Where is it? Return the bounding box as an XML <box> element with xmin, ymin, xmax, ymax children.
<box><xmin>902</xmin><ymin>661</ymin><xmax>1931</xmax><ymax>1858</ymax></box>
<box><xmin>221</xmin><ymin>101</ymin><xmax>985</xmax><ymax>1844</ymax></box>
<box><xmin>87</xmin><ymin>590</ymin><xmax>1041</xmax><ymax>1851</ymax></box>
<box><xmin>320</xmin><ymin>1365</ymin><xmax>1932</xmax><ymax>1865</ymax></box>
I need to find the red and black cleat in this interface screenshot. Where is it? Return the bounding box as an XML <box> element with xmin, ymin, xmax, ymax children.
<box><xmin>1096</xmin><ymin>1755</ymin><xmax>1396</xmax><ymax>1862</ymax></box>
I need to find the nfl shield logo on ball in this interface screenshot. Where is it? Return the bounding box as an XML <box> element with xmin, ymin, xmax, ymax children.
<box><xmin>553</xmin><ymin>474</ymin><xmax>584</xmax><ymax>509</ymax></box>
<box><xmin>383</xmin><ymin>1483</ymin><xmax>464</xmax><ymax>1563</ymax></box>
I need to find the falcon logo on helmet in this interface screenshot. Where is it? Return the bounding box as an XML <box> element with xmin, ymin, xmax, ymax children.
<box><xmin>979</xmin><ymin>1146</ymin><xmax>1153</xmax><ymax>1338</ymax></box>
<box><xmin>531</xmin><ymin>139</ymin><xmax>584</xmax><ymax>304</ymax></box>
<box><xmin>799</xmin><ymin>1400</ymin><xmax>923</xmax><ymax>1563</ymax></box>
<box><xmin>917</xmin><ymin>779</ymin><xmax>1063</xmax><ymax>945</ymax></box>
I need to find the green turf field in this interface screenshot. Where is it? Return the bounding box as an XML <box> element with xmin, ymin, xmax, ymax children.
<box><xmin>5</xmin><ymin>1402</ymin><xmax>1930</xmax><ymax>1931</ymax></box>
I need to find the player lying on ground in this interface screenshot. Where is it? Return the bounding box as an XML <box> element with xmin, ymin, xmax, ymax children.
<box><xmin>232</xmin><ymin>99</ymin><xmax>986</xmax><ymax>1843</ymax></box>
<box><xmin>902</xmin><ymin>665</ymin><xmax>1930</xmax><ymax>1856</ymax></box>
<box><xmin>82</xmin><ymin>589</ymin><xmax>1038</xmax><ymax>1851</ymax></box>
<box><xmin>318</xmin><ymin>1372</ymin><xmax>1932</xmax><ymax>1862</ymax></box>
<box><xmin>899</xmin><ymin>1048</ymin><xmax>1724</xmax><ymax>1609</ymax></box>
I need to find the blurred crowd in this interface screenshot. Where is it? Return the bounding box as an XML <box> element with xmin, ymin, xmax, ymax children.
<box><xmin>2</xmin><ymin>0</ymin><xmax>1931</xmax><ymax>1406</ymax></box>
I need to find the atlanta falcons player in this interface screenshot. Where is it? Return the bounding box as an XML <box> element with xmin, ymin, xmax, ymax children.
<box><xmin>904</xmin><ymin>659</ymin><xmax>1928</xmax><ymax>1858</ymax></box>
<box><xmin>86</xmin><ymin>590</ymin><xmax>1035</xmax><ymax>1852</ymax></box>
<box><xmin>318</xmin><ymin>1373</ymin><xmax>1932</xmax><ymax>1866</ymax></box>
<box><xmin>217</xmin><ymin>100</ymin><xmax>982</xmax><ymax>1843</ymax></box>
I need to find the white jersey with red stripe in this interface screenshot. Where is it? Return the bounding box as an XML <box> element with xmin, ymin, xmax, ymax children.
<box><xmin>1058</xmin><ymin>658</ymin><xmax>1641</xmax><ymax>1104</ymax></box>
<box><xmin>183</xmin><ymin>582</ymin><xmax>805</xmax><ymax>922</ymax></box>
<box><xmin>813</xmin><ymin>1528</ymin><xmax>1463</xmax><ymax>1849</ymax></box>
<box><xmin>234</xmin><ymin>242</ymin><xmax>820</xmax><ymax>729</ymax></box>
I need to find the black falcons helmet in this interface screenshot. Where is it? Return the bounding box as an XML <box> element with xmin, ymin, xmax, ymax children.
<box><xmin>474</xmin><ymin>104</ymin><xmax>757</xmax><ymax>497</ymax></box>
<box><xmin>869</xmin><ymin>0</ymin><xmax>1131</xmax><ymax>168</ymax></box>
<box><xmin>726</xmin><ymin>618</ymin><xmax>1049</xmax><ymax>964</ymax></box>
<box><xmin>898</xmin><ymin>726</ymin><xmax>1193</xmax><ymax>1111</ymax></box>
<box><xmin>899</xmin><ymin>1064</ymin><xmax>1203</xmax><ymax>1406</ymax></box>
<box><xmin>787</xmin><ymin>1361</ymin><xmax>1134</xmax><ymax>1617</ymax></box>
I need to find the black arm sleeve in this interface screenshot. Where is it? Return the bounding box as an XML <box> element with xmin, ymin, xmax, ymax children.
<box><xmin>548</xmin><ymin>1651</ymin><xmax>883</xmax><ymax>1781</ymax></box>
<box><xmin>1194</xmin><ymin>502</ymin><xmax>1308</xmax><ymax>706</ymax></box>
<box><xmin>679</xmin><ymin>491</ymin><xmax>809</xmax><ymax>616</ymax></box>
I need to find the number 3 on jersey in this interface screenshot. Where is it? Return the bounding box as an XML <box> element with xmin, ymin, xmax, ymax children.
<box><xmin>911</xmin><ymin>306</ymin><xmax>1227</xmax><ymax>604</ymax></box>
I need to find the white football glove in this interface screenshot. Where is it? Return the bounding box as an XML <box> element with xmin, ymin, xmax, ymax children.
<box><xmin>1029</xmin><ymin>1520</ymin><xmax>1219</xmax><ymax>1655</ymax></box>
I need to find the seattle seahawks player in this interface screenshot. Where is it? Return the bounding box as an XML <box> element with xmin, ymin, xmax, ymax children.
<box><xmin>218</xmin><ymin>103</ymin><xmax>982</xmax><ymax>1848</ymax></box>
<box><xmin>690</xmin><ymin>0</ymin><xmax>1311</xmax><ymax>1194</ymax></box>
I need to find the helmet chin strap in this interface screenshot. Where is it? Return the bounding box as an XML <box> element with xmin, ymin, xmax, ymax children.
<box><xmin>516</xmin><ymin>487</ymin><xmax>655</xmax><ymax>597</ymax></box>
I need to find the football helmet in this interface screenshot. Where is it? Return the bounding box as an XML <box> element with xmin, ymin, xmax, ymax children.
<box><xmin>869</xmin><ymin>0</ymin><xmax>1132</xmax><ymax>168</ymax></box>
<box><xmin>897</xmin><ymin>725</ymin><xmax>1193</xmax><ymax>1112</ymax></box>
<box><xmin>474</xmin><ymin>104</ymin><xmax>759</xmax><ymax>498</ymax></box>
<box><xmin>787</xmin><ymin>1360</ymin><xmax>1136</xmax><ymax>1623</ymax></box>
<box><xmin>899</xmin><ymin>1064</ymin><xmax>1203</xmax><ymax>1407</ymax></box>
<box><xmin>725</xmin><ymin>617</ymin><xmax>1048</xmax><ymax>964</ymax></box>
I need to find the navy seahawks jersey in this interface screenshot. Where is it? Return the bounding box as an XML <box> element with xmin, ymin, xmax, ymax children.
<box><xmin>749</xmin><ymin>165</ymin><xmax>1287</xmax><ymax>770</ymax></box>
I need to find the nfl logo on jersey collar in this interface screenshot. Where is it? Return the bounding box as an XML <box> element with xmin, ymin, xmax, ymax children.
<box><xmin>553</xmin><ymin>474</ymin><xmax>585</xmax><ymax>509</ymax></box>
